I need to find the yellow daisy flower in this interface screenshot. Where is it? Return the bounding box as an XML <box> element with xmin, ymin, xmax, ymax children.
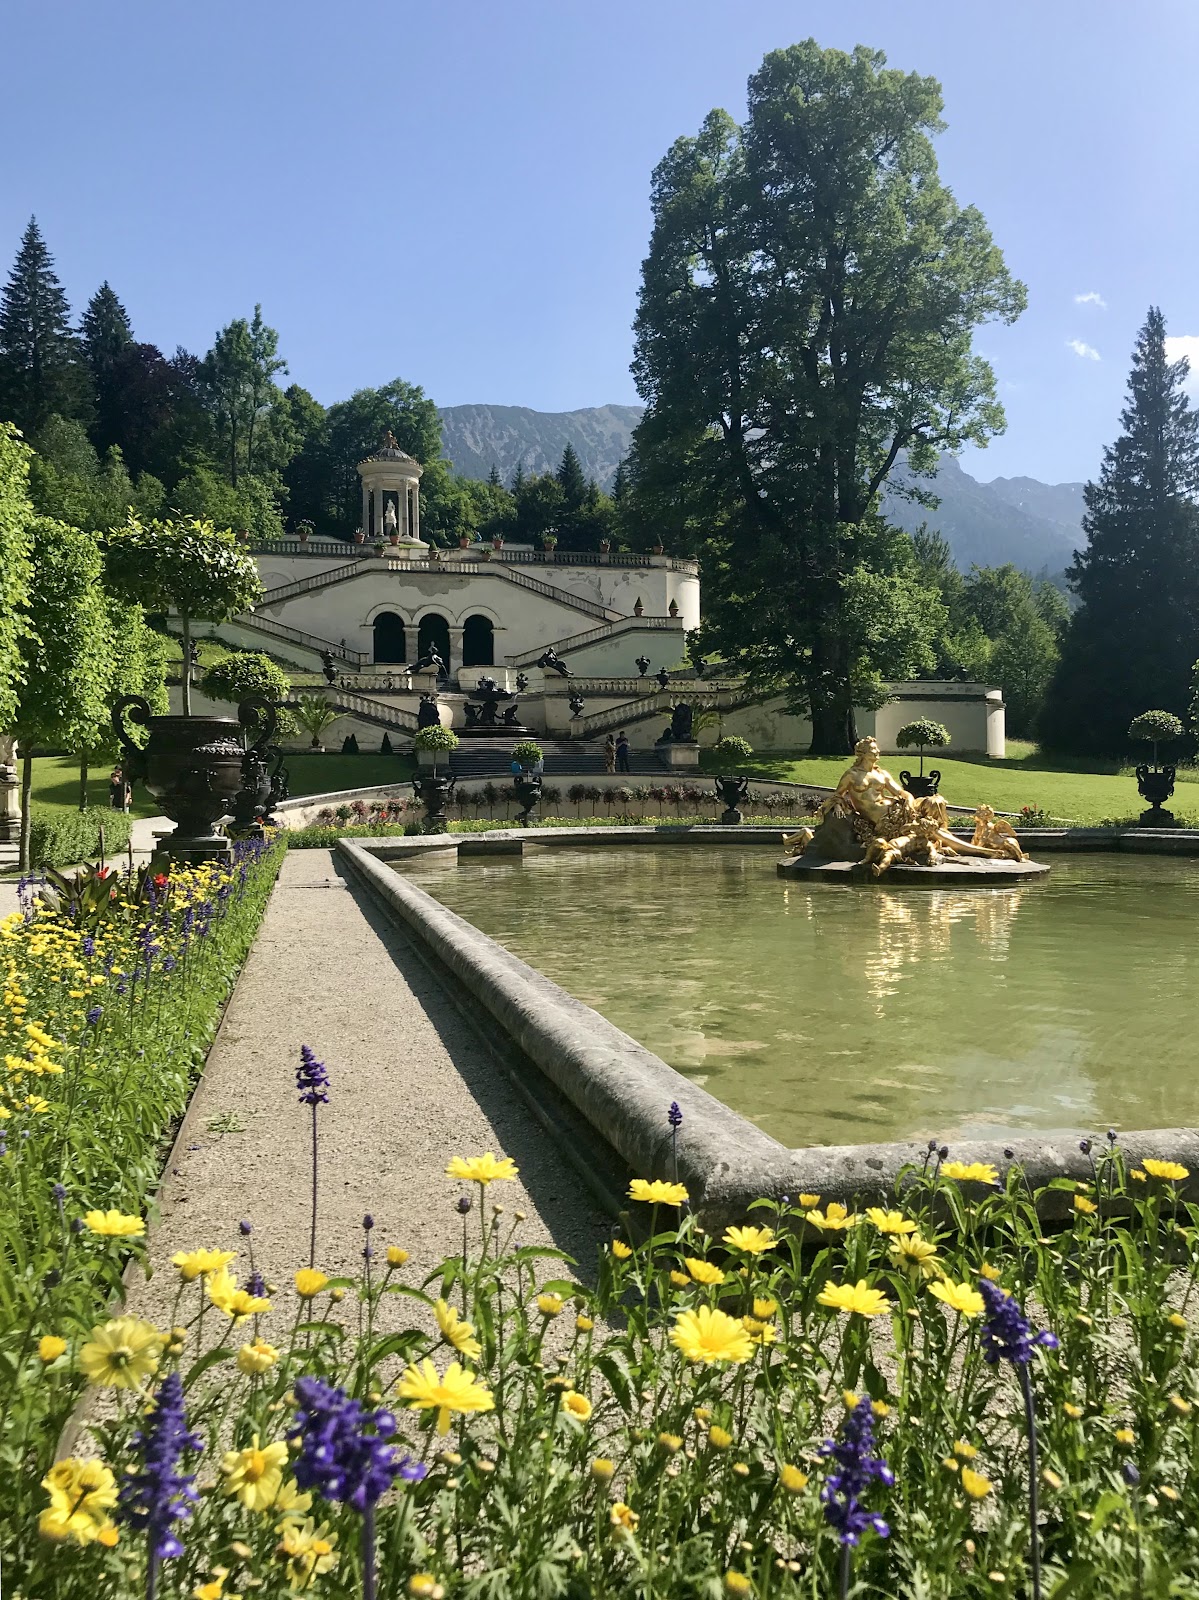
<box><xmin>445</xmin><ymin>1153</ymin><xmax>519</xmax><ymax>1184</ymax></box>
<box><xmin>940</xmin><ymin>1160</ymin><xmax>1000</xmax><ymax>1186</ymax></box>
<box><xmin>434</xmin><ymin>1299</ymin><xmax>482</xmax><ymax>1360</ymax></box>
<box><xmin>865</xmin><ymin>1208</ymin><xmax>916</xmax><ymax>1235</ymax></box>
<box><xmin>722</xmin><ymin>1224</ymin><xmax>776</xmax><ymax>1255</ymax></box>
<box><xmin>670</xmin><ymin>1306</ymin><xmax>753</xmax><ymax>1365</ymax></box>
<box><xmin>84</xmin><ymin>1209</ymin><xmax>145</xmax><ymax>1238</ymax></box>
<box><xmin>397</xmin><ymin>1359</ymin><xmax>495</xmax><ymax>1435</ymax></box>
<box><xmin>222</xmin><ymin>1436</ymin><xmax>289</xmax><ymax>1511</ymax></box>
<box><xmin>172</xmin><ymin>1248</ymin><xmax>237</xmax><ymax>1281</ymax></box>
<box><xmin>1143</xmin><ymin>1159</ymin><xmax>1189</xmax><ymax>1182</ymax></box>
<box><xmin>561</xmin><ymin>1389</ymin><xmax>592</xmax><ymax>1421</ymax></box>
<box><xmin>804</xmin><ymin>1202</ymin><xmax>859</xmax><ymax>1232</ymax></box>
<box><xmin>817</xmin><ymin>1279</ymin><xmax>891</xmax><ymax>1318</ymax></box>
<box><xmin>628</xmin><ymin>1178</ymin><xmax>689</xmax><ymax>1206</ymax></box>
<box><xmin>78</xmin><ymin>1317</ymin><xmax>162</xmax><ymax>1389</ymax></box>
<box><xmin>684</xmin><ymin>1257</ymin><xmax>725</xmax><ymax>1285</ymax></box>
<box><xmin>928</xmin><ymin>1279</ymin><xmax>985</xmax><ymax>1319</ymax></box>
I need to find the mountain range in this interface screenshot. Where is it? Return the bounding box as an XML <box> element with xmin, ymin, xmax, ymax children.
<box><xmin>437</xmin><ymin>403</ymin><xmax>1085</xmax><ymax>576</ymax></box>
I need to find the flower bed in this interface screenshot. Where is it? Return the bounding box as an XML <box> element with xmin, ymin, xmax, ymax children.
<box><xmin>16</xmin><ymin>1094</ymin><xmax>1199</xmax><ymax>1599</ymax></box>
<box><xmin>0</xmin><ymin>836</ymin><xmax>285</xmax><ymax>1585</ymax></box>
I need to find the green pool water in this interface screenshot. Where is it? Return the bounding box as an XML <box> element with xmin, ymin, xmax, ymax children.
<box><xmin>398</xmin><ymin>847</ymin><xmax>1199</xmax><ymax>1148</ymax></box>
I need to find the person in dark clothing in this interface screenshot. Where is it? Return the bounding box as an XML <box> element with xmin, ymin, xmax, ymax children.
<box><xmin>615</xmin><ymin>731</ymin><xmax>631</xmax><ymax>773</ymax></box>
<box><xmin>109</xmin><ymin>768</ymin><xmax>125</xmax><ymax>810</ymax></box>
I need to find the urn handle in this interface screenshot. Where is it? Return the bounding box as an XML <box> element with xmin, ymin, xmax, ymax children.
<box><xmin>111</xmin><ymin>694</ymin><xmax>151</xmax><ymax>763</ymax></box>
<box><xmin>238</xmin><ymin>694</ymin><xmax>278</xmax><ymax>754</ymax></box>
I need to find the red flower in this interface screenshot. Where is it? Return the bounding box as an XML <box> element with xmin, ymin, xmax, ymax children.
<box><xmin>153</xmin><ymin>873</ymin><xmax>168</xmax><ymax>888</ymax></box>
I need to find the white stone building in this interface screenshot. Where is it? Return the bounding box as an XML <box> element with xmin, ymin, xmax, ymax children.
<box><xmin>190</xmin><ymin>440</ymin><xmax>1005</xmax><ymax>758</ymax></box>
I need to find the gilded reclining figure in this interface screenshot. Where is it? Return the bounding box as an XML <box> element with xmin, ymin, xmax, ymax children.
<box><xmin>782</xmin><ymin>737</ymin><xmax>1025</xmax><ymax>877</ymax></box>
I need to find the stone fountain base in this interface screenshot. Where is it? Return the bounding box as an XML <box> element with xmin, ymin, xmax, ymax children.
<box><xmin>777</xmin><ymin>855</ymin><xmax>1051</xmax><ymax>886</ymax></box>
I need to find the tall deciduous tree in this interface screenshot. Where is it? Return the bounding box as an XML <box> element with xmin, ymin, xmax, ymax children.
<box><xmin>13</xmin><ymin>518</ymin><xmax>110</xmax><ymax>867</ymax></box>
<box><xmin>630</xmin><ymin>42</ymin><xmax>1025</xmax><ymax>751</ymax></box>
<box><xmin>104</xmin><ymin>515</ymin><xmax>262</xmax><ymax>715</ymax></box>
<box><xmin>0</xmin><ymin>219</ymin><xmax>90</xmax><ymax>433</ymax></box>
<box><xmin>1041</xmin><ymin>309</ymin><xmax>1199</xmax><ymax>755</ymax></box>
<box><xmin>200</xmin><ymin>305</ymin><xmax>288</xmax><ymax>485</ymax></box>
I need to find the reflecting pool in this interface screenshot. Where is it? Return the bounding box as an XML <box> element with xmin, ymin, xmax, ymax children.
<box><xmin>398</xmin><ymin>847</ymin><xmax>1199</xmax><ymax>1148</ymax></box>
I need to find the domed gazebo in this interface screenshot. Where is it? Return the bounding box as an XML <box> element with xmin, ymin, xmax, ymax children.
<box><xmin>358</xmin><ymin>432</ymin><xmax>425</xmax><ymax>550</ymax></box>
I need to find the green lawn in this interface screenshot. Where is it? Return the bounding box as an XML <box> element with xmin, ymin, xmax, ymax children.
<box><xmin>27</xmin><ymin>751</ymin><xmax>416</xmax><ymax>817</ymax></box>
<box><xmin>701</xmin><ymin>743</ymin><xmax>1199</xmax><ymax>825</ymax></box>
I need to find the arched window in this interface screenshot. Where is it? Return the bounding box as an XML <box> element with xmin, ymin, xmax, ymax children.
<box><xmin>462</xmin><ymin>613</ymin><xmax>495</xmax><ymax>667</ymax></box>
<box><xmin>417</xmin><ymin>613</ymin><xmax>451</xmax><ymax>666</ymax></box>
<box><xmin>373</xmin><ymin>612</ymin><xmax>406</xmax><ymax>663</ymax></box>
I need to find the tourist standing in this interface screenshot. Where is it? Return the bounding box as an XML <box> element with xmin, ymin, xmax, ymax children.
<box><xmin>109</xmin><ymin>768</ymin><xmax>124</xmax><ymax>810</ymax></box>
<box><xmin>604</xmin><ymin>735</ymin><xmax>617</xmax><ymax>773</ymax></box>
<box><xmin>616</xmin><ymin>731</ymin><xmax>631</xmax><ymax>773</ymax></box>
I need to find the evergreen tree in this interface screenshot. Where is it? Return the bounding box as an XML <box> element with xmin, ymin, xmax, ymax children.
<box><xmin>1041</xmin><ymin>308</ymin><xmax>1199</xmax><ymax>754</ymax></box>
<box><xmin>487</xmin><ymin>464</ymin><xmax>501</xmax><ymax>488</ymax></box>
<box><xmin>511</xmin><ymin>461</ymin><xmax>526</xmax><ymax>494</ymax></box>
<box><xmin>81</xmin><ymin>281</ymin><xmax>134</xmax><ymax>455</ymax></box>
<box><xmin>0</xmin><ymin>218</ymin><xmax>90</xmax><ymax>432</ymax></box>
<box><xmin>611</xmin><ymin>457</ymin><xmax>628</xmax><ymax>503</ymax></box>
<box><xmin>556</xmin><ymin>442</ymin><xmax>587</xmax><ymax>508</ymax></box>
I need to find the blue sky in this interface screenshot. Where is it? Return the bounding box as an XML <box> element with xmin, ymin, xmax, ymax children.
<box><xmin>3</xmin><ymin>0</ymin><xmax>1196</xmax><ymax>485</ymax></box>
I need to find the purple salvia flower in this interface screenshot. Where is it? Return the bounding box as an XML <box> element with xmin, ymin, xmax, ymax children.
<box><xmin>667</xmin><ymin>1102</ymin><xmax>683</xmax><ymax>1130</ymax></box>
<box><xmin>297</xmin><ymin>1044</ymin><xmax>330</xmax><ymax>1107</ymax></box>
<box><xmin>118</xmin><ymin>1371</ymin><xmax>202</xmax><ymax>1564</ymax></box>
<box><xmin>820</xmin><ymin>1397</ymin><xmax>893</xmax><ymax>1548</ymax></box>
<box><xmin>86</xmin><ymin>1006</ymin><xmax>102</xmax><ymax>1026</ymax></box>
<box><xmin>292</xmin><ymin>1376</ymin><xmax>426</xmax><ymax>1512</ymax></box>
<box><xmin>978</xmin><ymin>1278</ymin><xmax>1060</xmax><ymax>1366</ymax></box>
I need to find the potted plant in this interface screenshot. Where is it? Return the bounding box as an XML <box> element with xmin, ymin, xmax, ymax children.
<box><xmin>412</xmin><ymin>725</ymin><xmax>460</xmax><ymax>833</ymax></box>
<box><xmin>1129</xmin><ymin>709</ymin><xmax>1184</xmax><ymax>825</ymax></box>
<box><xmin>492</xmin><ymin>534</ymin><xmax>505</xmax><ymax>552</ymax></box>
<box><xmin>509</xmin><ymin>738</ymin><xmax>544</xmax><ymax>827</ymax></box>
<box><xmin>599</xmin><ymin>537</ymin><xmax>611</xmax><ymax>554</ymax></box>
<box><xmin>353</xmin><ymin>527</ymin><xmax>366</xmax><ymax>544</ymax></box>
<box><xmin>652</xmin><ymin>540</ymin><xmax>665</xmax><ymax>555</ymax></box>
<box><xmin>895</xmin><ymin>719</ymin><xmax>951</xmax><ymax>797</ymax></box>
<box><xmin>293</xmin><ymin>694</ymin><xmax>340</xmax><ymax>751</ymax></box>
<box><xmin>634</xmin><ymin>597</ymin><xmax>644</xmax><ymax>617</ymax></box>
<box><xmin>541</xmin><ymin>532</ymin><xmax>558</xmax><ymax>559</ymax></box>
<box><xmin>296</xmin><ymin>519</ymin><xmax>314</xmax><ymax>544</ymax></box>
<box><xmin>105</xmin><ymin>515</ymin><xmax>263</xmax><ymax>861</ymax></box>
<box><xmin>459</xmin><ymin>534</ymin><xmax>472</xmax><ymax>549</ymax></box>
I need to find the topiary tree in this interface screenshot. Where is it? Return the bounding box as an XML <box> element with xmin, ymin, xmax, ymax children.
<box><xmin>103</xmin><ymin>514</ymin><xmax>263</xmax><ymax>714</ymax></box>
<box><xmin>0</xmin><ymin>422</ymin><xmax>34</xmax><ymax>732</ymax></box>
<box><xmin>414</xmin><ymin>723</ymin><xmax>459</xmax><ymax>776</ymax></box>
<box><xmin>511</xmin><ymin>739</ymin><xmax>544</xmax><ymax>770</ymax></box>
<box><xmin>1129</xmin><ymin>709</ymin><xmax>1184</xmax><ymax>770</ymax></box>
<box><xmin>293</xmin><ymin>694</ymin><xmax>339</xmax><ymax>750</ymax></box>
<box><xmin>712</xmin><ymin>734</ymin><xmax>753</xmax><ymax>769</ymax></box>
<box><xmin>13</xmin><ymin>518</ymin><xmax>111</xmax><ymax>869</ymax></box>
<box><xmin>895</xmin><ymin>718</ymin><xmax>951</xmax><ymax>777</ymax></box>
<box><xmin>201</xmin><ymin>649</ymin><xmax>296</xmax><ymax>740</ymax></box>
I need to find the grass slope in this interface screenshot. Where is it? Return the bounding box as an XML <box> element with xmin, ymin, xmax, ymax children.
<box><xmin>702</xmin><ymin>741</ymin><xmax>1199</xmax><ymax>825</ymax></box>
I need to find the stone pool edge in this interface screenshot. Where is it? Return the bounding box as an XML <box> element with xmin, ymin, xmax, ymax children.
<box><xmin>337</xmin><ymin>832</ymin><xmax>1199</xmax><ymax>1227</ymax></box>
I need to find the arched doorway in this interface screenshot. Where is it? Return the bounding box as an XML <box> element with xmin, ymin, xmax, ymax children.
<box><xmin>373</xmin><ymin>612</ymin><xmax>406</xmax><ymax>663</ymax></box>
<box><xmin>462</xmin><ymin>614</ymin><xmax>494</xmax><ymax>667</ymax></box>
<box><xmin>417</xmin><ymin>613</ymin><xmax>451</xmax><ymax>667</ymax></box>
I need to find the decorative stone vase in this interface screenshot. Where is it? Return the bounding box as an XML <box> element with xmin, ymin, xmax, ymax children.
<box><xmin>112</xmin><ymin>694</ymin><xmax>276</xmax><ymax>862</ymax></box>
<box><xmin>354</xmin><ymin>530</ymin><xmax>366</xmax><ymax>544</ymax></box>
<box><xmin>298</xmin><ymin>528</ymin><xmax>310</xmax><ymax>544</ymax></box>
<box><xmin>230</xmin><ymin>697</ymin><xmax>281</xmax><ymax>835</ymax></box>
<box><xmin>413</xmin><ymin>772</ymin><xmax>456</xmax><ymax>834</ymax></box>
<box><xmin>374</xmin><ymin>542</ymin><xmax>387</xmax><ymax>557</ymax></box>
<box><xmin>714</xmin><ymin>774</ymin><xmax>750</xmax><ymax>825</ymax></box>
<box><xmin>599</xmin><ymin>539</ymin><xmax>611</xmax><ymax>554</ymax></box>
<box><xmin>492</xmin><ymin>537</ymin><xmax>504</xmax><ymax>551</ymax></box>
<box><xmin>652</xmin><ymin>543</ymin><xmax>664</xmax><ymax>555</ymax></box>
<box><xmin>514</xmin><ymin>774</ymin><xmax>542</xmax><ymax>828</ymax></box>
<box><xmin>634</xmin><ymin>598</ymin><xmax>644</xmax><ymax>617</ymax></box>
<box><xmin>459</xmin><ymin>536</ymin><xmax>471</xmax><ymax>549</ymax></box>
<box><xmin>900</xmin><ymin>770</ymin><xmax>941</xmax><ymax>798</ymax></box>
<box><xmin>1136</xmin><ymin>763</ymin><xmax>1177</xmax><ymax>826</ymax></box>
<box><xmin>389</xmin><ymin>532</ymin><xmax>400</xmax><ymax>546</ymax></box>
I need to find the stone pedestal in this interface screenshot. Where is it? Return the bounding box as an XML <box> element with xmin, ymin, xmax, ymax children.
<box><xmin>0</xmin><ymin>737</ymin><xmax>19</xmax><ymax>844</ymax></box>
<box><xmin>659</xmin><ymin>740</ymin><xmax>700</xmax><ymax>769</ymax></box>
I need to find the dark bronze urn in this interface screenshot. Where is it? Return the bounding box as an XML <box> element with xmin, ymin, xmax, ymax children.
<box><xmin>112</xmin><ymin>694</ymin><xmax>277</xmax><ymax>861</ymax></box>
<box><xmin>1136</xmin><ymin>763</ymin><xmax>1177</xmax><ymax>826</ymax></box>
<box><xmin>413</xmin><ymin>772</ymin><xmax>456</xmax><ymax>833</ymax></box>
<box><xmin>714</xmin><ymin>774</ymin><xmax>750</xmax><ymax>825</ymax></box>
<box><xmin>900</xmin><ymin>770</ymin><xmax>941</xmax><ymax>798</ymax></box>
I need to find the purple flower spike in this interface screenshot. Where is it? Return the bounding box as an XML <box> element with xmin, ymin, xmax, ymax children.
<box><xmin>297</xmin><ymin>1044</ymin><xmax>330</xmax><ymax>1107</ymax></box>
<box><xmin>293</xmin><ymin>1376</ymin><xmax>427</xmax><ymax>1511</ymax></box>
<box><xmin>667</xmin><ymin>1101</ymin><xmax>683</xmax><ymax>1130</ymax></box>
<box><xmin>978</xmin><ymin>1278</ymin><xmax>1060</xmax><ymax>1366</ymax></box>
<box><xmin>118</xmin><ymin>1371</ymin><xmax>202</xmax><ymax>1561</ymax></box>
<box><xmin>820</xmin><ymin>1397</ymin><xmax>893</xmax><ymax>1547</ymax></box>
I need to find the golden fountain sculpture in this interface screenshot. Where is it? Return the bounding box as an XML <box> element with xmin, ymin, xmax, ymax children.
<box><xmin>783</xmin><ymin>737</ymin><xmax>1030</xmax><ymax>879</ymax></box>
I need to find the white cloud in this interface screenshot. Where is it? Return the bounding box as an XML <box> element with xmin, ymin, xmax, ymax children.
<box><xmin>1074</xmin><ymin>291</ymin><xmax>1107</xmax><ymax>309</ymax></box>
<box><xmin>1067</xmin><ymin>339</ymin><xmax>1101</xmax><ymax>361</ymax></box>
<box><xmin>1164</xmin><ymin>335</ymin><xmax>1199</xmax><ymax>394</ymax></box>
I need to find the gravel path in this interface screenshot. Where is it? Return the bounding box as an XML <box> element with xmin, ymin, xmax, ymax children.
<box><xmin>127</xmin><ymin>848</ymin><xmax>609</xmax><ymax>1328</ymax></box>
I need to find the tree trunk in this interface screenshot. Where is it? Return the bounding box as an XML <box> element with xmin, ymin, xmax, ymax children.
<box><xmin>181</xmin><ymin>614</ymin><xmax>192</xmax><ymax>717</ymax></box>
<box><xmin>79</xmin><ymin>754</ymin><xmax>89</xmax><ymax>811</ymax></box>
<box><xmin>808</xmin><ymin>702</ymin><xmax>857</xmax><ymax>756</ymax></box>
<box><xmin>19</xmin><ymin>749</ymin><xmax>33</xmax><ymax>874</ymax></box>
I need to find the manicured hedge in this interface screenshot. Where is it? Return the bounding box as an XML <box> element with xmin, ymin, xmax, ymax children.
<box><xmin>27</xmin><ymin>806</ymin><xmax>133</xmax><ymax>868</ymax></box>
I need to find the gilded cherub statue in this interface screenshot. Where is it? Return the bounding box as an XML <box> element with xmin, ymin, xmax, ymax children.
<box><xmin>971</xmin><ymin>803</ymin><xmax>1027</xmax><ymax>862</ymax></box>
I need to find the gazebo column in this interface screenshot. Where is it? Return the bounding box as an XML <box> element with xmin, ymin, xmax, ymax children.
<box><xmin>398</xmin><ymin>478</ymin><xmax>409</xmax><ymax>540</ymax></box>
<box><xmin>448</xmin><ymin>625</ymin><xmax>465</xmax><ymax>681</ymax></box>
<box><xmin>360</xmin><ymin>481</ymin><xmax>369</xmax><ymax>539</ymax></box>
<box><xmin>410</xmin><ymin>483</ymin><xmax>419</xmax><ymax>542</ymax></box>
